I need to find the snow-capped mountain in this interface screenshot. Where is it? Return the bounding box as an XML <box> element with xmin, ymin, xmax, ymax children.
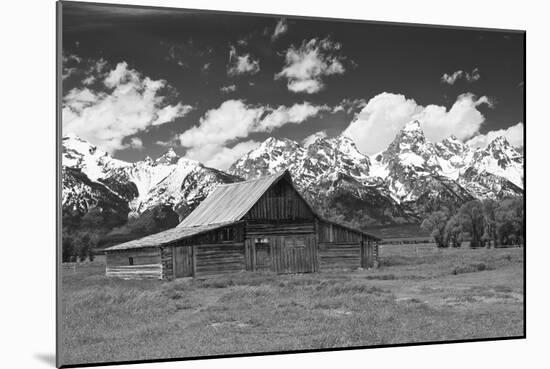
<box><xmin>62</xmin><ymin>135</ymin><xmax>239</xmax><ymax>221</ymax></box>
<box><xmin>464</xmin><ymin>136</ymin><xmax>524</xmax><ymax>188</ymax></box>
<box><xmin>370</xmin><ymin>120</ymin><xmax>446</xmax><ymax>202</ymax></box>
<box><xmin>457</xmin><ymin>137</ymin><xmax>524</xmax><ymax>200</ymax></box>
<box><xmin>229</xmin><ymin>120</ymin><xmax>523</xmax><ymax>223</ymax></box>
<box><xmin>230</xmin><ymin>133</ymin><xmax>413</xmax><ymax>224</ymax></box>
<box><xmin>231</xmin><ymin>135</ymin><xmax>372</xmax><ymax>187</ymax></box>
<box><xmin>62</xmin><ymin>121</ymin><xmax>524</xmax><ymax>231</ymax></box>
<box><xmin>62</xmin><ymin>166</ymin><xmax>129</xmax><ymax>221</ymax></box>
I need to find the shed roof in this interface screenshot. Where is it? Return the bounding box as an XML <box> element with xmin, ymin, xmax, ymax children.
<box><xmin>319</xmin><ymin>218</ymin><xmax>381</xmax><ymax>241</ymax></box>
<box><xmin>105</xmin><ymin>221</ymin><xmax>236</xmax><ymax>251</ymax></box>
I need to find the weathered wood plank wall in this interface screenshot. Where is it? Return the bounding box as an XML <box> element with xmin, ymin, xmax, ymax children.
<box><xmin>318</xmin><ymin>221</ymin><xmax>379</xmax><ymax>270</ymax></box>
<box><xmin>319</xmin><ymin>242</ymin><xmax>361</xmax><ymax>270</ymax></box>
<box><xmin>246</xmin><ymin>221</ymin><xmax>315</xmax><ymax>236</ymax></box>
<box><xmin>194</xmin><ymin>243</ymin><xmax>246</xmax><ymax>277</ymax></box>
<box><xmin>160</xmin><ymin>247</ymin><xmax>173</xmax><ymax>279</ymax></box>
<box><xmin>105</xmin><ymin>248</ymin><xmax>162</xmax><ymax>279</ymax></box>
<box><xmin>319</xmin><ymin>222</ymin><xmax>363</xmax><ymax>243</ymax></box>
<box><xmin>246</xmin><ymin>179</ymin><xmax>315</xmax><ymax>221</ymax></box>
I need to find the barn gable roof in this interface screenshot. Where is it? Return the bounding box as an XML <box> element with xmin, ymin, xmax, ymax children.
<box><xmin>105</xmin><ymin>170</ymin><xmax>379</xmax><ymax>252</ymax></box>
<box><xmin>178</xmin><ymin>171</ymin><xmax>298</xmax><ymax>227</ymax></box>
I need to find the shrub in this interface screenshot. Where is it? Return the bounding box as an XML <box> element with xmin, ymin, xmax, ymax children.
<box><xmin>451</xmin><ymin>262</ymin><xmax>492</xmax><ymax>275</ymax></box>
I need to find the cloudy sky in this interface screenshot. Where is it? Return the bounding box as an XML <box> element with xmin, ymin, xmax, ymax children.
<box><xmin>61</xmin><ymin>2</ymin><xmax>525</xmax><ymax>170</ymax></box>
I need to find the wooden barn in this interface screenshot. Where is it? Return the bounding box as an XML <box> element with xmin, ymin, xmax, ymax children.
<box><xmin>104</xmin><ymin>170</ymin><xmax>381</xmax><ymax>279</ymax></box>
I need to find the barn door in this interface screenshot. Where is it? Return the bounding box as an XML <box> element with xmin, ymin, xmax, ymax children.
<box><xmin>174</xmin><ymin>246</ymin><xmax>194</xmax><ymax>278</ymax></box>
<box><xmin>273</xmin><ymin>235</ymin><xmax>314</xmax><ymax>274</ymax></box>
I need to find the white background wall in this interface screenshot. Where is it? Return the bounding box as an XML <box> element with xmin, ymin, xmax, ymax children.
<box><xmin>0</xmin><ymin>0</ymin><xmax>546</xmax><ymax>368</ymax></box>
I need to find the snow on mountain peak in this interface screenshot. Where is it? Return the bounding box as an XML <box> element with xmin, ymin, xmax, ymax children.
<box><xmin>63</xmin><ymin>134</ymin><xmax>100</xmax><ymax>155</ymax></box>
<box><xmin>483</xmin><ymin>136</ymin><xmax>522</xmax><ymax>161</ymax></box>
<box><xmin>403</xmin><ymin>120</ymin><xmax>422</xmax><ymax>132</ymax></box>
<box><xmin>166</xmin><ymin>147</ymin><xmax>177</xmax><ymax>156</ymax></box>
<box><xmin>486</xmin><ymin>136</ymin><xmax>517</xmax><ymax>154</ymax></box>
<box><xmin>436</xmin><ymin>135</ymin><xmax>467</xmax><ymax>157</ymax></box>
<box><xmin>62</xmin><ymin>129</ymin><xmax>524</xmax><ymax>229</ymax></box>
<box><xmin>62</xmin><ymin>135</ymin><xmax>238</xmax><ymax>217</ymax></box>
<box><xmin>261</xmin><ymin>137</ymin><xmax>301</xmax><ymax>150</ymax></box>
<box><xmin>62</xmin><ymin>135</ymin><xmax>126</xmax><ymax>181</ymax></box>
<box><xmin>155</xmin><ymin>148</ymin><xmax>180</xmax><ymax>165</ymax></box>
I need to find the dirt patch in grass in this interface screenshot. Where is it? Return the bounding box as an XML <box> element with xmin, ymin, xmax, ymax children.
<box><xmin>452</xmin><ymin>262</ymin><xmax>494</xmax><ymax>275</ymax></box>
<box><xmin>364</xmin><ymin>274</ymin><xmax>397</xmax><ymax>280</ymax></box>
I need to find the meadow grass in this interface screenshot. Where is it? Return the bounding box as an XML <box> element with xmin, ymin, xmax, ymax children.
<box><xmin>60</xmin><ymin>246</ymin><xmax>524</xmax><ymax>366</ymax></box>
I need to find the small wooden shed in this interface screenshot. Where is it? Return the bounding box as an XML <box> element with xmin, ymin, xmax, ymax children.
<box><xmin>104</xmin><ymin>170</ymin><xmax>380</xmax><ymax>279</ymax></box>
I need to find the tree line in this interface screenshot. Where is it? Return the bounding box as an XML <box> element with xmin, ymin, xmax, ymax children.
<box><xmin>62</xmin><ymin>205</ymin><xmax>179</xmax><ymax>262</ymax></box>
<box><xmin>421</xmin><ymin>197</ymin><xmax>524</xmax><ymax>248</ymax></box>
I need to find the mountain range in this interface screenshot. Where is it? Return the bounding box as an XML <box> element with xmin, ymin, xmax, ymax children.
<box><xmin>61</xmin><ymin>120</ymin><xmax>524</xmax><ymax>234</ymax></box>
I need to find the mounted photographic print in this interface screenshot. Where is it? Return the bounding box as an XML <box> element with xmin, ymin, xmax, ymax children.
<box><xmin>57</xmin><ymin>1</ymin><xmax>525</xmax><ymax>367</ymax></box>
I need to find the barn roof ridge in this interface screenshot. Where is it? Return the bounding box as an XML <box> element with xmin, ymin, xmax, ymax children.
<box><xmin>218</xmin><ymin>170</ymin><xmax>288</xmax><ymax>186</ymax></box>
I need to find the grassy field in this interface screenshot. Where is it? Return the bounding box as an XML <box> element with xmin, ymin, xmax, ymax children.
<box><xmin>60</xmin><ymin>245</ymin><xmax>524</xmax><ymax>366</ymax></box>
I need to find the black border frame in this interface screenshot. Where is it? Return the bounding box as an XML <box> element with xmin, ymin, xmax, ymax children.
<box><xmin>55</xmin><ymin>1</ymin><xmax>527</xmax><ymax>367</ymax></box>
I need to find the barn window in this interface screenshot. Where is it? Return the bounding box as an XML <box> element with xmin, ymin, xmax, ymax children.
<box><xmin>129</xmin><ymin>257</ymin><xmax>134</xmax><ymax>265</ymax></box>
<box><xmin>221</xmin><ymin>228</ymin><xmax>235</xmax><ymax>241</ymax></box>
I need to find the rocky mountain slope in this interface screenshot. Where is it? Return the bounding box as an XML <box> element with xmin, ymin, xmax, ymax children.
<box><xmin>62</xmin><ymin>121</ymin><xmax>523</xmax><ymax>233</ymax></box>
<box><xmin>229</xmin><ymin>120</ymin><xmax>523</xmax><ymax>225</ymax></box>
<box><xmin>62</xmin><ymin>135</ymin><xmax>239</xmax><ymax>224</ymax></box>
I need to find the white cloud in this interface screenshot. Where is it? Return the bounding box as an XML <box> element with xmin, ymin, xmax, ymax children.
<box><xmin>415</xmin><ymin>93</ymin><xmax>493</xmax><ymax>142</ymax></box>
<box><xmin>333</xmin><ymin>98</ymin><xmax>367</xmax><ymax>114</ymax></box>
<box><xmin>128</xmin><ymin>137</ymin><xmax>143</xmax><ymax>150</ymax></box>
<box><xmin>195</xmin><ymin>140</ymin><xmax>259</xmax><ymax>170</ymax></box>
<box><xmin>466</xmin><ymin>122</ymin><xmax>524</xmax><ymax>149</ymax></box>
<box><xmin>179</xmin><ymin>100</ymin><xmax>264</xmax><ymax>148</ymax></box>
<box><xmin>177</xmin><ymin>99</ymin><xmax>326</xmax><ymax>170</ymax></box>
<box><xmin>302</xmin><ymin>131</ymin><xmax>327</xmax><ymax>147</ymax></box>
<box><xmin>342</xmin><ymin>92</ymin><xmax>493</xmax><ymax>154</ymax></box>
<box><xmin>156</xmin><ymin>139</ymin><xmax>173</xmax><ymax>147</ymax></box>
<box><xmin>62</xmin><ymin>88</ymin><xmax>100</xmax><ymax>111</ymax></box>
<box><xmin>82</xmin><ymin>75</ymin><xmax>95</xmax><ymax>85</ymax></box>
<box><xmin>275</xmin><ymin>37</ymin><xmax>345</xmax><ymax>94</ymax></box>
<box><xmin>152</xmin><ymin>103</ymin><xmax>193</xmax><ymax>126</ymax></box>
<box><xmin>272</xmin><ymin>18</ymin><xmax>288</xmax><ymax>41</ymax></box>
<box><xmin>287</xmin><ymin>79</ymin><xmax>323</xmax><ymax>94</ymax></box>
<box><xmin>227</xmin><ymin>46</ymin><xmax>260</xmax><ymax>76</ymax></box>
<box><xmin>441</xmin><ymin>68</ymin><xmax>480</xmax><ymax>85</ymax></box>
<box><xmin>220</xmin><ymin>84</ymin><xmax>237</xmax><ymax>94</ymax></box>
<box><xmin>63</xmin><ymin>55</ymin><xmax>108</xmax><ymax>82</ymax></box>
<box><xmin>178</xmin><ymin>100</ymin><xmax>325</xmax><ymax>148</ymax></box>
<box><xmin>62</xmin><ymin>61</ymin><xmax>192</xmax><ymax>153</ymax></box>
<box><xmin>256</xmin><ymin>102</ymin><xmax>329</xmax><ymax>132</ymax></box>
